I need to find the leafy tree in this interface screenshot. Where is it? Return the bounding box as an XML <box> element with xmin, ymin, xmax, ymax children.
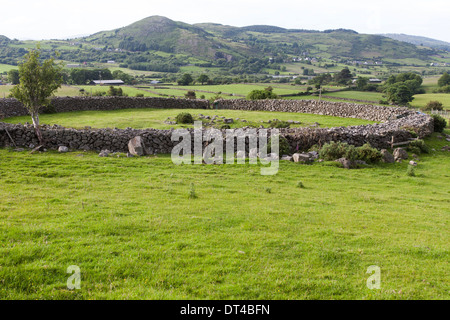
<box><xmin>106</xmin><ymin>86</ymin><xmax>123</xmax><ymax>96</ymax></box>
<box><xmin>197</xmin><ymin>74</ymin><xmax>209</xmax><ymax>85</ymax></box>
<box><xmin>247</xmin><ymin>86</ymin><xmax>278</xmax><ymax>100</ymax></box>
<box><xmin>10</xmin><ymin>47</ymin><xmax>63</xmax><ymax>145</ymax></box>
<box><xmin>438</xmin><ymin>72</ymin><xmax>450</xmax><ymax>87</ymax></box>
<box><xmin>355</xmin><ymin>76</ymin><xmax>369</xmax><ymax>91</ymax></box>
<box><xmin>112</xmin><ymin>70</ymin><xmax>133</xmax><ymax>84</ymax></box>
<box><xmin>177</xmin><ymin>73</ymin><xmax>193</xmax><ymax>86</ymax></box>
<box><xmin>384</xmin><ymin>83</ymin><xmax>414</xmax><ymax>105</ymax></box>
<box><xmin>7</xmin><ymin>69</ymin><xmax>19</xmax><ymax>84</ymax></box>
<box><xmin>334</xmin><ymin>67</ymin><xmax>353</xmax><ymax>85</ymax></box>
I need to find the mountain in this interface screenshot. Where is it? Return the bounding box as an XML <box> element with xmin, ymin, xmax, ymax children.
<box><xmin>380</xmin><ymin>33</ymin><xmax>450</xmax><ymax>51</ymax></box>
<box><xmin>80</xmin><ymin>16</ymin><xmax>437</xmax><ymax>62</ymax></box>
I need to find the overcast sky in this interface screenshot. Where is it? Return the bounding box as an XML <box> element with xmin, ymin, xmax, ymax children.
<box><xmin>2</xmin><ymin>0</ymin><xmax>450</xmax><ymax>43</ymax></box>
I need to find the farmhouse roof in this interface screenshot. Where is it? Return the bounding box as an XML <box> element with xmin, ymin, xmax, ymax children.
<box><xmin>91</xmin><ymin>80</ymin><xmax>125</xmax><ymax>85</ymax></box>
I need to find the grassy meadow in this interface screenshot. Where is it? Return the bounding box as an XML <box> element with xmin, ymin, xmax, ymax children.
<box><xmin>0</xmin><ymin>127</ymin><xmax>449</xmax><ymax>299</ymax></box>
<box><xmin>2</xmin><ymin>108</ymin><xmax>376</xmax><ymax>130</ymax></box>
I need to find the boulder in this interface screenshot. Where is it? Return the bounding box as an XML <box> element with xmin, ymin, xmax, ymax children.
<box><xmin>292</xmin><ymin>153</ymin><xmax>312</xmax><ymax>163</ymax></box>
<box><xmin>99</xmin><ymin>149</ymin><xmax>111</xmax><ymax>157</ymax></box>
<box><xmin>58</xmin><ymin>146</ymin><xmax>69</xmax><ymax>153</ymax></box>
<box><xmin>393</xmin><ymin>148</ymin><xmax>408</xmax><ymax>161</ymax></box>
<box><xmin>381</xmin><ymin>149</ymin><xmax>395</xmax><ymax>163</ymax></box>
<box><xmin>249</xmin><ymin>148</ymin><xmax>259</xmax><ymax>159</ymax></box>
<box><xmin>281</xmin><ymin>155</ymin><xmax>293</xmax><ymax>161</ymax></box>
<box><xmin>128</xmin><ymin>136</ymin><xmax>146</xmax><ymax>156</ymax></box>
<box><xmin>336</xmin><ymin>157</ymin><xmax>353</xmax><ymax>169</ymax></box>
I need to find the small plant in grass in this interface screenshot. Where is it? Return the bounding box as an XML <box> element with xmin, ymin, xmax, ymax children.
<box><xmin>176</xmin><ymin>112</ymin><xmax>194</xmax><ymax>124</ymax></box>
<box><xmin>265</xmin><ymin>187</ymin><xmax>272</xmax><ymax>193</ymax></box>
<box><xmin>269</xmin><ymin>120</ymin><xmax>290</xmax><ymax>129</ymax></box>
<box><xmin>431</xmin><ymin>114</ymin><xmax>447</xmax><ymax>133</ymax></box>
<box><xmin>188</xmin><ymin>183</ymin><xmax>198</xmax><ymax>199</ymax></box>
<box><xmin>296</xmin><ymin>181</ymin><xmax>305</xmax><ymax>188</ymax></box>
<box><xmin>406</xmin><ymin>165</ymin><xmax>416</xmax><ymax>177</ymax></box>
<box><xmin>408</xmin><ymin>139</ymin><xmax>430</xmax><ymax>154</ymax></box>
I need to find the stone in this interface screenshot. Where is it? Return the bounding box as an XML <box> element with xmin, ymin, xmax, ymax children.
<box><xmin>128</xmin><ymin>136</ymin><xmax>146</xmax><ymax>156</ymax></box>
<box><xmin>393</xmin><ymin>148</ymin><xmax>408</xmax><ymax>161</ymax></box>
<box><xmin>236</xmin><ymin>150</ymin><xmax>246</xmax><ymax>159</ymax></box>
<box><xmin>381</xmin><ymin>149</ymin><xmax>395</xmax><ymax>163</ymax></box>
<box><xmin>224</xmin><ymin>118</ymin><xmax>234</xmax><ymax>124</ymax></box>
<box><xmin>292</xmin><ymin>153</ymin><xmax>312</xmax><ymax>163</ymax></box>
<box><xmin>249</xmin><ymin>148</ymin><xmax>258</xmax><ymax>159</ymax></box>
<box><xmin>58</xmin><ymin>146</ymin><xmax>69</xmax><ymax>153</ymax></box>
<box><xmin>99</xmin><ymin>149</ymin><xmax>110</xmax><ymax>157</ymax></box>
<box><xmin>409</xmin><ymin>160</ymin><xmax>418</xmax><ymax>166</ymax></box>
<box><xmin>281</xmin><ymin>155</ymin><xmax>293</xmax><ymax>161</ymax></box>
<box><xmin>336</xmin><ymin>157</ymin><xmax>353</xmax><ymax>169</ymax></box>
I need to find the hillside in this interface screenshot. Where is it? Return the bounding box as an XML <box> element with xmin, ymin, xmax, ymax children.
<box><xmin>80</xmin><ymin>16</ymin><xmax>438</xmax><ymax>62</ymax></box>
<box><xmin>381</xmin><ymin>33</ymin><xmax>450</xmax><ymax>51</ymax></box>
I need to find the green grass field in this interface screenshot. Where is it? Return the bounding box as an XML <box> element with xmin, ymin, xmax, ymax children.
<box><xmin>0</xmin><ymin>128</ymin><xmax>448</xmax><ymax>299</ymax></box>
<box><xmin>323</xmin><ymin>91</ymin><xmax>384</xmax><ymax>102</ymax></box>
<box><xmin>412</xmin><ymin>94</ymin><xmax>450</xmax><ymax>110</ymax></box>
<box><xmin>2</xmin><ymin>108</ymin><xmax>376</xmax><ymax>130</ymax></box>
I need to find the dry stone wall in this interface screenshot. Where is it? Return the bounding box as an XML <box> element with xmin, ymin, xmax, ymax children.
<box><xmin>0</xmin><ymin>97</ymin><xmax>434</xmax><ymax>153</ymax></box>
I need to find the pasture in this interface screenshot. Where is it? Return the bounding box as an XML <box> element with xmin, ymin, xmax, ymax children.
<box><xmin>0</xmin><ymin>128</ymin><xmax>448</xmax><ymax>299</ymax></box>
<box><xmin>2</xmin><ymin>108</ymin><xmax>376</xmax><ymax>130</ymax></box>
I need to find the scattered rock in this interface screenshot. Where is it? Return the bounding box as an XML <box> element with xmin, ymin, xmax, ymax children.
<box><xmin>224</xmin><ymin>118</ymin><xmax>234</xmax><ymax>124</ymax></box>
<box><xmin>336</xmin><ymin>157</ymin><xmax>353</xmax><ymax>169</ymax></box>
<box><xmin>249</xmin><ymin>148</ymin><xmax>258</xmax><ymax>159</ymax></box>
<box><xmin>99</xmin><ymin>149</ymin><xmax>110</xmax><ymax>157</ymax></box>
<box><xmin>393</xmin><ymin>148</ymin><xmax>408</xmax><ymax>162</ymax></box>
<box><xmin>58</xmin><ymin>146</ymin><xmax>69</xmax><ymax>153</ymax></box>
<box><xmin>236</xmin><ymin>150</ymin><xmax>246</xmax><ymax>159</ymax></box>
<box><xmin>441</xmin><ymin>145</ymin><xmax>450</xmax><ymax>151</ymax></box>
<box><xmin>281</xmin><ymin>155</ymin><xmax>293</xmax><ymax>161</ymax></box>
<box><xmin>128</xmin><ymin>136</ymin><xmax>146</xmax><ymax>156</ymax></box>
<box><xmin>409</xmin><ymin>160</ymin><xmax>418</xmax><ymax>166</ymax></box>
<box><xmin>381</xmin><ymin>149</ymin><xmax>395</xmax><ymax>163</ymax></box>
<box><xmin>293</xmin><ymin>153</ymin><xmax>312</xmax><ymax>163</ymax></box>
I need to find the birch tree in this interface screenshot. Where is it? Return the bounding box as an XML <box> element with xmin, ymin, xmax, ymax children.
<box><xmin>10</xmin><ymin>47</ymin><xmax>63</xmax><ymax>145</ymax></box>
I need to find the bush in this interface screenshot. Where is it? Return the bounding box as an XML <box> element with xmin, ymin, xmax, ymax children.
<box><xmin>267</xmin><ymin>135</ymin><xmax>291</xmax><ymax>155</ymax></box>
<box><xmin>408</xmin><ymin>139</ymin><xmax>430</xmax><ymax>154</ymax></box>
<box><xmin>176</xmin><ymin>112</ymin><xmax>194</xmax><ymax>124</ymax></box>
<box><xmin>269</xmin><ymin>120</ymin><xmax>290</xmax><ymax>128</ymax></box>
<box><xmin>319</xmin><ymin>141</ymin><xmax>357</xmax><ymax>161</ymax></box>
<box><xmin>423</xmin><ymin>101</ymin><xmax>443</xmax><ymax>111</ymax></box>
<box><xmin>431</xmin><ymin>114</ymin><xmax>447</xmax><ymax>133</ymax></box>
<box><xmin>135</xmin><ymin>93</ymin><xmax>144</xmax><ymax>97</ymax></box>
<box><xmin>185</xmin><ymin>91</ymin><xmax>196</xmax><ymax>99</ymax></box>
<box><xmin>406</xmin><ymin>165</ymin><xmax>416</xmax><ymax>177</ymax></box>
<box><xmin>379</xmin><ymin>99</ymin><xmax>389</xmax><ymax>105</ymax></box>
<box><xmin>355</xmin><ymin>143</ymin><xmax>382</xmax><ymax>163</ymax></box>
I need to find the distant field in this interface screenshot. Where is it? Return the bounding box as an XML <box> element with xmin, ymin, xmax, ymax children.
<box><xmin>2</xmin><ymin>108</ymin><xmax>376</xmax><ymax>130</ymax></box>
<box><xmin>411</xmin><ymin>93</ymin><xmax>450</xmax><ymax>110</ymax></box>
<box><xmin>0</xmin><ymin>85</ymin><xmax>80</xmax><ymax>98</ymax></box>
<box><xmin>323</xmin><ymin>91</ymin><xmax>384</xmax><ymax>102</ymax></box>
<box><xmin>0</xmin><ymin>63</ymin><xmax>16</xmax><ymax>73</ymax></box>
<box><xmin>75</xmin><ymin>85</ymin><xmax>160</xmax><ymax>98</ymax></box>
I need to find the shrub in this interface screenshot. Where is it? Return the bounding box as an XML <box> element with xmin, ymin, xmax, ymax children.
<box><xmin>135</xmin><ymin>93</ymin><xmax>144</xmax><ymax>97</ymax></box>
<box><xmin>188</xmin><ymin>183</ymin><xmax>197</xmax><ymax>199</ymax></box>
<box><xmin>406</xmin><ymin>165</ymin><xmax>416</xmax><ymax>177</ymax></box>
<box><xmin>185</xmin><ymin>90</ymin><xmax>196</xmax><ymax>99</ymax></box>
<box><xmin>423</xmin><ymin>101</ymin><xmax>443</xmax><ymax>111</ymax></box>
<box><xmin>267</xmin><ymin>135</ymin><xmax>291</xmax><ymax>155</ymax></box>
<box><xmin>107</xmin><ymin>86</ymin><xmax>123</xmax><ymax>96</ymax></box>
<box><xmin>176</xmin><ymin>112</ymin><xmax>194</xmax><ymax>124</ymax></box>
<box><xmin>379</xmin><ymin>99</ymin><xmax>389</xmax><ymax>105</ymax></box>
<box><xmin>431</xmin><ymin>114</ymin><xmax>447</xmax><ymax>133</ymax></box>
<box><xmin>220</xmin><ymin>124</ymin><xmax>231</xmax><ymax>129</ymax></box>
<box><xmin>319</xmin><ymin>141</ymin><xmax>357</xmax><ymax>161</ymax></box>
<box><xmin>269</xmin><ymin>120</ymin><xmax>290</xmax><ymax>128</ymax></box>
<box><xmin>408</xmin><ymin>139</ymin><xmax>430</xmax><ymax>154</ymax></box>
<box><xmin>355</xmin><ymin>143</ymin><xmax>382</xmax><ymax>163</ymax></box>
<box><xmin>296</xmin><ymin>181</ymin><xmax>305</xmax><ymax>188</ymax></box>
